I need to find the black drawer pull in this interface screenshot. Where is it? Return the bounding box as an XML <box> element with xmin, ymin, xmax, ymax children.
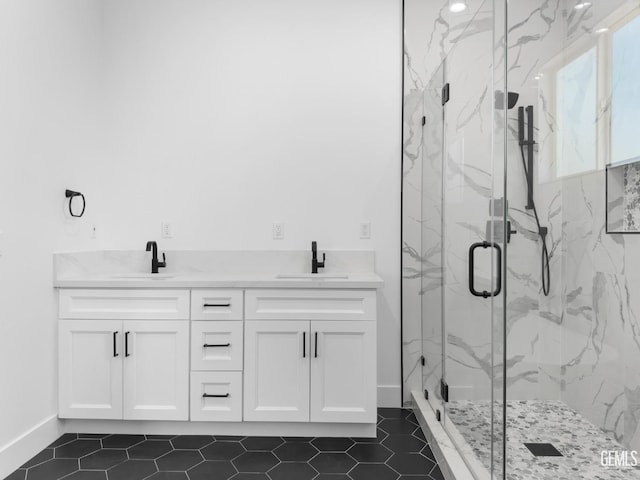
<box><xmin>303</xmin><ymin>332</ymin><xmax>306</xmax><ymax>358</ymax></box>
<box><xmin>203</xmin><ymin>393</ymin><xmax>230</xmax><ymax>398</ymax></box>
<box><xmin>203</xmin><ymin>343</ymin><xmax>231</xmax><ymax>348</ymax></box>
<box><xmin>113</xmin><ymin>331</ymin><xmax>119</xmax><ymax>357</ymax></box>
<box><xmin>125</xmin><ymin>331</ymin><xmax>130</xmax><ymax>357</ymax></box>
<box><xmin>203</xmin><ymin>303</ymin><xmax>231</xmax><ymax>308</ymax></box>
<box><xmin>314</xmin><ymin>332</ymin><xmax>318</xmax><ymax>358</ymax></box>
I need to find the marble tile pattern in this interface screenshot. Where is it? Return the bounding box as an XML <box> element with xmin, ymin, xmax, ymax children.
<box><xmin>624</xmin><ymin>163</ymin><xmax>640</xmax><ymax>231</ymax></box>
<box><xmin>446</xmin><ymin>400</ymin><xmax>640</xmax><ymax>480</ymax></box>
<box><xmin>403</xmin><ymin>0</ymin><xmax>640</xmax><ymax>471</ymax></box>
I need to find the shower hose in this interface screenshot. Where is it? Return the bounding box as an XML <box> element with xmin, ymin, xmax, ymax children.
<box><xmin>519</xmin><ymin>144</ymin><xmax>551</xmax><ymax>296</ymax></box>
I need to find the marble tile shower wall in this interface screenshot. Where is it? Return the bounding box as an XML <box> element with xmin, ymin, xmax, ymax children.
<box><xmin>403</xmin><ymin>0</ymin><xmax>640</xmax><ymax>452</ymax></box>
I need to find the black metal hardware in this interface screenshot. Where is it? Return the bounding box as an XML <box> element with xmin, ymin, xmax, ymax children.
<box><xmin>468</xmin><ymin>241</ymin><xmax>502</xmax><ymax>298</ymax></box>
<box><xmin>311</xmin><ymin>241</ymin><xmax>325</xmax><ymax>274</ymax></box>
<box><xmin>145</xmin><ymin>241</ymin><xmax>166</xmax><ymax>274</ymax></box>
<box><xmin>203</xmin><ymin>303</ymin><xmax>231</xmax><ymax>308</ymax></box>
<box><xmin>440</xmin><ymin>379</ymin><xmax>449</xmax><ymax>403</ymax></box>
<box><xmin>303</xmin><ymin>332</ymin><xmax>306</xmax><ymax>358</ymax></box>
<box><xmin>125</xmin><ymin>331</ymin><xmax>130</xmax><ymax>357</ymax></box>
<box><xmin>203</xmin><ymin>343</ymin><xmax>230</xmax><ymax>348</ymax></box>
<box><xmin>420</xmin><ymin>355</ymin><xmax>425</xmax><ymax>366</ymax></box>
<box><xmin>518</xmin><ymin>106</ymin><xmax>536</xmax><ymax>210</ymax></box>
<box><xmin>202</xmin><ymin>393</ymin><xmax>230</xmax><ymax>398</ymax></box>
<box><xmin>421</xmin><ymin>116</ymin><xmax>426</xmax><ymax>126</ymax></box>
<box><xmin>486</xmin><ymin>219</ymin><xmax>517</xmax><ymax>244</ymax></box>
<box><xmin>65</xmin><ymin>189</ymin><xmax>86</xmax><ymax>217</ymax></box>
<box><xmin>424</xmin><ymin>389</ymin><xmax>429</xmax><ymax>400</ymax></box>
<box><xmin>113</xmin><ymin>331</ymin><xmax>119</xmax><ymax>357</ymax></box>
<box><xmin>314</xmin><ymin>332</ymin><xmax>318</xmax><ymax>358</ymax></box>
<box><xmin>442</xmin><ymin>83</ymin><xmax>450</xmax><ymax>105</ymax></box>
<box><xmin>436</xmin><ymin>409</ymin><xmax>441</xmax><ymax>422</ymax></box>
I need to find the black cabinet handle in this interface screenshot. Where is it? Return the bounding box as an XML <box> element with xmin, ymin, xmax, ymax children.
<box><xmin>303</xmin><ymin>332</ymin><xmax>306</xmax><ymax>358</ymax></box>
<box><xmin>468</xmin><ymin>241</ymin><xmax>502</xmax><ymax>298</ymax></box>
<box><xmin>202</xmin><ymin>393</ymin><xmax>230</xmax><ymax>398</ymax></box>
<box><xmin>203</xmin><ymin>343</ymin><xmax>231</xmax><ymax>348</ymax></box>
<box><xmin>125</xmin><ymin>331</ymin><xmax>130</xmax><ymax>357</ymax></box>
<box><xmin>203</xmin><ymin>303</ymin><xmax>231</xmax><ymax>308</ymax></box>
<box><xmin>113</xmin><ymin>331</ymin><xmax>119</xmax><ymax>357</ymax></box>
<box><xmin>314</xmin><ymin>332</ymin><xmax>318</xmax><ymax>358</ymax></box>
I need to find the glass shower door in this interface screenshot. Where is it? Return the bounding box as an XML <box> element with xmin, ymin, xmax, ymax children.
<box><xmin>421</xmin><ymin>63</ymin><xmax>445</xmax><ymax>418</ymax></box>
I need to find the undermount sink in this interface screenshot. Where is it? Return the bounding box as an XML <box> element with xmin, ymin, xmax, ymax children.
<box><xmin>110</xmin><ymin>273</ymin><xmax>175</xmax><ymax>280</ymax></box>
<box><xmin>275</xmin><ymin>273</ymin><xmax>349</xmax><ymax>280</ymax></box>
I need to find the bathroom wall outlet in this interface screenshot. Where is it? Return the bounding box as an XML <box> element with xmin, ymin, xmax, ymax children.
<box><xmin>272</xmin><ymin>223</ymin><xmax>284</xmax><ymax>240</ymax></box>
<box><xmin>161</xmin><ymin>221</ymin><xmax>173</xmax><ymax>238</ymax></box>
<box><xmin>360</xmin><ymin>222</ymin><xmax>371</xmax><ymax>239</ymax></box>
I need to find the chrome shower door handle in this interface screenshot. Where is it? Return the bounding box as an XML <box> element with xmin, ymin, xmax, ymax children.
<box><xmin>468</xmin><ymin>241</ymin><xmax>502</xmax><ymax>298</ymax></box>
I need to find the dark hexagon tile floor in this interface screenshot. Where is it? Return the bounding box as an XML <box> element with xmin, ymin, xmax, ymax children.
<box><xmin>4</xmin><ymin>408</ymin><xmax>443</xmax><ymax>480</ymax></box>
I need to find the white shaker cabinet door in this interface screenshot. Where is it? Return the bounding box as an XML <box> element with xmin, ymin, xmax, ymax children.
<box><xmin>310</xmin><ymin>321</ymin><xmax>377</xmax><ymax>423</ymax></box>
<box><xmin>244</xmin><ymin>321</ymin><xmax>310</xmax><ymax>422</ymax></box>
<box><xmin>122</xmin><ymin>320</ymin><xmax>189</xmax><ymax>421</ymax></box>
<box><xmin>59</xmin><ymin>320</ymin><xmax>123</xmax><ymax>419</ymax></box>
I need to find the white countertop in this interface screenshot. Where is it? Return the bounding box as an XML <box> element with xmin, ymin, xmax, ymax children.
<box><xmin>53</xmin><ymin>272</ymin><xmax>384</xmax><ymax>289</ymax></box>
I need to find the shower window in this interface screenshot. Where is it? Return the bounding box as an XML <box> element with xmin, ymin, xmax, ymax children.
<box><xmin>555</xmin><ymin>47</ymin><xmax>597</xmax><ymax>177</ymax></box>
<box><xmin>610</xmin><ymin>13</ymin><xmax>640</xmax><ymax>166</ymax></box>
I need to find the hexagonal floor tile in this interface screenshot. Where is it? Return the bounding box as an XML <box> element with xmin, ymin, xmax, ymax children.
<box><xmin>309</xmin><ymin>452</ymin><xmax>355</xmax><ymax>474</ymax></box>
<box><xmin>378</xmin><ymin>408</ymin><xmax>408</xmax><ymax>419</ymax></box>
<box><xmin>128</xmin><ymin>440</ymin><xmax>173</xmax><ymax>460</ymax></box>
<box><xmin>229</xmin><ymin>474</ymin><xmax>269</xmax><ymax>480</ymax></box>
<box><xmin>349</xmin><ymin>463</ymin><xmax>399</xmax><ymax>480</ymax></box>
<box><xmin>314</xmin><ymin>475</ymin><xmax>350</xmax><ymax>480</ymax></box>
<box><xmin>268</xmin><ymin>462</ymin><xmax>316</xmax><ymax>480</ymax></box>
<box><xmin>64</xmin><ymin>471</ymin><xmax>107</xmax><ymax>480</ymax></box>
<box><xmin>378</xmin><ymin>419</ymin><xmax>417</xmax><ymax>435</ymax></box>
<box><xmin>171</xmin><ymin>435</ymin><xmax>214</xmax><ymax>449</ymax></box>
<box><xmin>48</xmin><ymin>434</ymin><xmax>77</xmax><ymax>448</ymax></box>
<box><xmin>387</xmin><ymin>452</ymin><xmax>436</xmax><ymax>475</ymax></box>
<box><xmin>3</xmin><ymin>469</ymin><xmax>25</xmax><ymax>480</ymax></box>
<box><xmin>232</xmin><ymin>451</ymin><xmax>279</xmax><ymax>472</ymax></box>
<box><xmin>188</xmin><ymin>460</ymin><xmax>237</xmax><ymax>480</ymax></box>
<box><xmin>156</xmin><ymin>450</ymin><xmax>203</xmax><ymax>471</ymax></box>
<box><xmin>201</xmin><ymin>441</ymin><xmax>246</xmax><ymax>461</ymax></box>
<box><xmin>382</xmin><ymin>434</ymin><xmax>426</xmax><ymax>453</ymax></box>
<box><xmin>240</xmin><ymin>437</ymin><xmax>283</xmax><ymax>451</ymax></box>
<box><xmin>55</xmin><ymin>439</ymin><xmax>101</xmax><ymax>458</ymax></box>
<box><xmin>107</xmin><ymin>459</ymin><xmax>158</xmax><ymax>480</ymax></box>
<box><xmin>352</xmin><ymin>427</ymin><xmax>388</xmax><ymax>443</ymax></box>
<box><xmin>429</xmin><ymin>464</ymin><xmax>445</xmax><ymax>480</ymax></box>
<box><xmin>80</xmin><ymin>448</ymin><xmax>127</xmax><ymax>469</ymax></box>
<box><xmin>273</xmin><ymin>442</ymin><xmax>318</xmax><ymax>462</ymax></box>
<box><xmin>146</xmin><ymin>473</ymin><xmax>188</xmax><ymax>480</ymax></box>
<box><xmin>24</xmin><ymin>459</ymin><xmax>79</xmax><ymax>480</ymax></box>
<box><xmin>310</xmin><ymin>437</ymin><xmax>354</xmax><ymax>452</ymax></box>
<box><xmin>421</xmin><ymin>444</ymin><xmax>436</xmax><ymax>461</ymax></box>
<box><xmin>20</xmin><ymin>448</ymin><xmax>53</xmax><ymax>468</ymax></box>
<box><xmin>102</xmin><ymin>435</ymin><xmax>145</xmax><ymax>449</ymax></box>
<box><xmin>347</xmin><ymin>443</ymin><xmax>393</xmax><ymax>463</ymax></box>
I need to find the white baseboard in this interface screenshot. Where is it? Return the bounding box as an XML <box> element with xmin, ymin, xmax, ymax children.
<box><xmin>377</xmin><ymin>385</ymin><xmax>401</xmax><ymax>407</ymax></box>
<box><xmin>0</xmin><ymin>415</ymin><xmax>61</xmax><ymax>479</ymax></box>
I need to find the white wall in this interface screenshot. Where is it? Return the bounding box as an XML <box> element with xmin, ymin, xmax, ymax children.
<box><xmin>0</xmin><ymin>0</ymin><xmax>401</xmax><ymax>472</ymax></box>
<box><xmin>0</xmin><ymin>0</ymin><xmax>102</xmax><ymax>473</ymax></box>
<box><xmin>93</xmin><ymin>0</ymin><xmax>402</xmax><ymax>404</ymax></box>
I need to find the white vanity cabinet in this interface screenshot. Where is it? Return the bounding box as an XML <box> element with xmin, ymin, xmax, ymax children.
<box><xmin>58</xmin><ymin>289</ymin><xmax>190</xmax><ymax>421</ymax></box>
<box><xmin>243</xmin><ymin>289</ymin><xmax>377</xmax><ymax>424</ymax></box>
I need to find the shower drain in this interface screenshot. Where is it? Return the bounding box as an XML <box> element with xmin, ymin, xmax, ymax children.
<box><xmin>524</xmin><ymin>443</ymin><xmax>563</xmax><ymax>457</ymax></box>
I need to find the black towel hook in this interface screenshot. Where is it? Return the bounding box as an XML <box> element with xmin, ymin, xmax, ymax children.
<box><xmin>65</xmin><ymin>189</ymin><xmax>86</xmax><ymax>218</ymax></box>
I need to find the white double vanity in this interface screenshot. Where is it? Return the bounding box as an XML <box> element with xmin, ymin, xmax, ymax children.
<box><xmin>54</xmin><ymin>250</ymin><xmax>382</xmax><ymax>438</ymax></box>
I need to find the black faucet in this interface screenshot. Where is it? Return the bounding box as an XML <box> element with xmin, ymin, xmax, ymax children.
<box><xmin>145</xmin><ymin>241</ymin><xmax>166</xmax><ymax>274</ymax></box>
<box><xmin>311</xmin><ymin>241</ymin><xmax>325</xmax><ymax>274</ymax></box>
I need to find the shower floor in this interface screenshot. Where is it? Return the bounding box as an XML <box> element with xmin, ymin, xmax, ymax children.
<box><xmin>445</xmin><ymin>400</ymin><xmax>640</xmax><ymax>480</ymax></box>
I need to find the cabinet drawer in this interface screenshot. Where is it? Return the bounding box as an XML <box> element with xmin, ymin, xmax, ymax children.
<box><xmin>245</xmin><ymin>289</ymin><xmax>376</xmax><ymax>321</ymax></box>
<box><xmin>191</xmin><ymin>322</ymin><xmax>243</xmax><ymax>371</ymax></box>
<box><xmin>191</xmin><ymin>290</ymin><xmax>243</xmax><ymax>320</ymax></box>
<box><xmin>59</xmin><ymin>289</ymin><xmax>190</xmax><ymax>320</ymax></box>
<box><xmin>190</xmin><ymin>371</ymin><xmax>242</xmax><ymax>422</ymax></box>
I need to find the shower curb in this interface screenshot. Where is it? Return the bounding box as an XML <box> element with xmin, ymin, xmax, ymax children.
<box><xmin>412</xmin><ymin>391</ymin><xmax>478</xmax><ymax>480</ymax></box>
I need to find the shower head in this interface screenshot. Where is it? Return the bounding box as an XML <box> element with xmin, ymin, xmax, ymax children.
<box><xmin>495</xmin><ymin>91</ymin><xmax>520</xmax><ymax>110</ymax></box>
